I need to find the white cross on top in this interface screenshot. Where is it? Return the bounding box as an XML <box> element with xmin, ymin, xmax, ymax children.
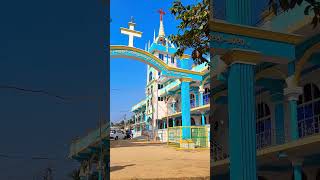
<box><xmin>120</xmin><ymin>17</ymin><xmax>142</xmax><ymax>47</ymax></box>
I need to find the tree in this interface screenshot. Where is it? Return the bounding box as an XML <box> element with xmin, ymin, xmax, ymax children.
<box><xmin>169</xmin><ymin>0</ymin><xmax>210</xmax><ymax>65</ymax></box>
<box><xmin>269</xmin><ymin>0</ymin><xmax>320</xmax><ymax>28</ymax></box>
<box><xmin>169</xmin><ymin>0</ymin><xmax>319</xmax><ymax>65</ymax></box>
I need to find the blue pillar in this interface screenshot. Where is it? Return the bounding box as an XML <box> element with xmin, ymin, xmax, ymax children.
<box><xmin>181</xmin><ymin>78</ymin><xmax>191</xmax><ymax>139</ymax></box>
<box><xmin>275</xmin><ymin>102</ymin><xmax>285</xmax><ymax>144</ymax></box>
<box><xmin>164</xmin><ymin>120</ymin><xmax>166</xmax><ymax>129</ymax></box>
<box><xmin>228</xmin><ymin>63</ymin><xmax>256</xmax><ymax>180</ymax></box>
<box><xmin>293</xmin><ymin>165</ymin><xmax>302</xmax><ymax>180</ymax></box>
<box><xmin>140</xmin><ymin>113</ymin><xmax>142</xmax><ymax>131</ymax></box>
<box><xmin>199</xmin><ymin>86</ymin><xmax>204</xmax><ymax>106</ymax></box>
<box><xmin>173</xmin><ymin>118</ymin><xmax>176</xmax><ymax>127</ymax></box>
<box><xmin>285</xmin><ymin>62</ymin><xmax>302</xmax><ymax>141</ymax></box>
<box><xmin>289</xmin><ymin>100</ymin><xmax>299</xmax><ymax>140</ymax></box>
<box><xmin>271</xmin><ymin>90</ymin><xmax>285</xmax><ymax>145</ymax></box>
<box><xmin>201</xmin><ymin>113</ymin><xmax>205</xmax><ymax>125</ymax></box>
<box><xmin>226</xmin><ymin>0</ymin><xmax>254</xmax><ymax>25</ymax></box>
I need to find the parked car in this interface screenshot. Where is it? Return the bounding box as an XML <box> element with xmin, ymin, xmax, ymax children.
<box><xmin>110</xmin><ymin>129</ymin><xmax>126</xmax><ymax>140</ymax></box>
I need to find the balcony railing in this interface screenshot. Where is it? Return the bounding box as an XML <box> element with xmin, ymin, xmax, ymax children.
<box><xmin>298</xmin><ymin>114</ymin><xmax>320</xmax><ymax>138</ymax></box>
<box><xmin>204</xmin><ymin>94</ymin><xmax>210</xmax><ymax>105</ymax></box>
<box><xmin>190</xmin><ymin>100</ymin><xmax>196</xmax><ymax>108</ymax></box>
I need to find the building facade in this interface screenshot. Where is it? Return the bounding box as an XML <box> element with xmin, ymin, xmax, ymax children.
<box><xmin>130</xmin><ymin>14</ymin><xmax>210</xmax><ymax>142</ymax></box>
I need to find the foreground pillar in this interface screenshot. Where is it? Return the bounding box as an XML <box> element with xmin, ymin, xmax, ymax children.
<box><xmin>292</xmin><ymin>160</ymin><xmax>303</xmax><ymax>180</ymax></box>
<box><xmin>181</xmin><ymin>78</ymin><xmax>192</xmax><ymax>139</ymax></box>
<box><xmin>228</xmin><ymin>62</ymin><xmax>256</xmax><ymax>180</ymax></box>
<box><xmin>284</xmin><ymin>75</ymin><xmax>302</xmax><ymax>141</ymax></box>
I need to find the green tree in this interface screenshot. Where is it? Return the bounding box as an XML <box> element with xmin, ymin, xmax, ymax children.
<box><xmin>169</xmin><ymin>0</ymin><xmax>319</xmax><ymax>64</ymax></box>
<box><xmin>269</xmin><ymin>0</ymin><xmax>320</xmax><ymax>28</ymax></box>
<box><xmin>169</xmin><ymin>0</ymin><xmax>210</xmax><ymax>64</ymax></box>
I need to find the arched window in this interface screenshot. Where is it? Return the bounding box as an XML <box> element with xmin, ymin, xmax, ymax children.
<box><xmin>297</xmin><ymin>83</ymin><xmax>320</xmax><ymax>137</ymax></box>
<box><xmin>204</xmin><ymin>88</ymin><xmax>210</xmax><ymax>105</ymax></box>
<box><xmin>191</xmin><ymin>117</ymin><xmax>196</xmax><ymax>126</ymax></box>
<box><xmin>149</xmin><ymin>71</ymin><xmax>153</xmax><ymax>82</ymax></box>
<box><xmin>190</xmin><ymin>94</ymin><xmax>196</xmax><ymax>108</ymax></box>
<box><xmin>256</xmin><ymin>102</ymin><xmax>271</xmax><ymax>149</ymax></box>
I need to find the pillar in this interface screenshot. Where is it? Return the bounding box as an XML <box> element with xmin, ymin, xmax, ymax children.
<box><xmin>292</xmin><ymin>160</ymin><xmax>303</xmax><ymax>180</ymax></box>
<box><xmin>226</xmin><ymin>0</ymin><xmax>254</xmax><ymax>25</ymax></box>
<box><xmin>140</xmin><ymin>113</ymin><xmax>143</xmax><ymax>131</ymax></box>
<box><xmin>271</xmin><ymin>91</ymin><xmax>285</xmax><ymax>145</ymax></box>
<box><xmin>164</xmin><ymin>120</ymin><xmax>166</xmax><ymax>129</ymax></box>
<box><xmin>181</xmin><ymin>78</ymin><xmax>192</xmax><ymax>139</ymax></box>
<box><xmin>173</xmin><ymin>118</ymin><xmax>176</xmax><ymax>127</ymax></box>
<box><xmin>284</xmin><ymin>75</ymin><xmax>302</xmax><ymax>141</ymax></box>
<box><xmin>201</xmin><ymin>113</ymin><xmax>206</xmax><ymax>125</ymax></box>
<box><xmin>228</xmin><ymin>62</ymin><xmax>256</xmax><ymax>180</ymax></box>
<box><xmin>134</xmin><ymin>114</ymin><xmax>137</xmax><ymax>132</ymax></box>
<box><xmin>275</xmin><ymin>102</ymin><xmax>285</xmax><ymax>144</ymax></box>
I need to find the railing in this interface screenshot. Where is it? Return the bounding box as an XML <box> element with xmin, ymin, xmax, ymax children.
<box><xmin>69</xmin><ymin>123</ymin><xmax>109</xmax><ymax>158</ymax></box>
<box><xmin>298</xmin><ymin>114</ymin><xmax>320</xmax><ymax>138</ymax></box>
<box><xmin>167</xmin><ymin>126</ymin><xmax>209</xmax><ymax>149</ymax></box>
<box><xmin>190</xmin><ymin>100</ymin><xmax>196</xmax><ymax>108</ymax></box>
<box><xmin>204</xmin><ymin>94</ymin><xmax>210</xmax><ymax>105</ymax></box>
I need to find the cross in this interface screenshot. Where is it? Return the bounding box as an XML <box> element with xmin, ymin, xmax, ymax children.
<box><xmin>120</xmin><ymin>17</ymin><xmax>142</xmax><ymax>47</ymax></box>
<box><xmin>158</xmin><ymin>9</ymin><xmax>165</xmax><ymax>21</ymax></box>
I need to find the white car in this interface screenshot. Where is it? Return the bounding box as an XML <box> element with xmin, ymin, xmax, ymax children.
<box><xmin>110</xmin><ymin>129</ymin><xmax>126</xmax><ymax>140</ymax></box>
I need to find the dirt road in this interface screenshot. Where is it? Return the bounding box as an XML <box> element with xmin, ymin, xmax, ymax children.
<box><xmin>110</xmin><ymin>140</ymin><xmax>210</xmax><ymax>180</ymax></box>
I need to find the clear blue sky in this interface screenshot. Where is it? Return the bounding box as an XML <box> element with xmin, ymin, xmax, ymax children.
<box><xmin>110</xmin><ymin>0</ymin><xmax>194</xmax><ymax>123</ymax></box>
<box><xmin>0</xmin><ymin>0</ymin><xmax>106</xmax><ymax>179</ymax></box>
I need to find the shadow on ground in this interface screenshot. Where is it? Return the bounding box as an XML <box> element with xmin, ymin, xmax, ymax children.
<box><xmin>110</xmin><ymin>164</ymin><xmax>135</xmax><ymax>172</ymax></box>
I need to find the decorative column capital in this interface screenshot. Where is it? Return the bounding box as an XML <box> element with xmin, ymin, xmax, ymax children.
<box><xmin>199</xmin><ymin>85</ymin><xmax>205</xmax><ymax>93</ymax></box>
<box><xmin>171</xmin><ymin>98</ymin><xmax>176</xmax><ymax>104</ymax></box>
<box><xmin>291</xmin><ymin>158</ymin><xmax>304</xmax><ymax>166</ymax></box>
<box><xmin>284</xmin><ymin>76</ymin><xmax>302</xmax><ymax>101</ymax></box>
<box><xmin>180</xmin><ymin>78</ymin><xmax>192</xmax><ymax>83</ymax></box>
<box><xmin>221</xmin><ymin>49</ymin><xmax>261</xmax><ymax>66</ymax></box>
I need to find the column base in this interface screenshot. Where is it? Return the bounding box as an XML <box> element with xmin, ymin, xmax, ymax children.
<box><xmin>180</xmin><ymin>139</ymin><xmax>195</xmax><ymax>149</ymax></box>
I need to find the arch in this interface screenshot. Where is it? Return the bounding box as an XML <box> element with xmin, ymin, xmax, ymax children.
<box><xmin>190</xmin><ymin>93</ymin><xmax>196</xmax><ymax>108</ymax></box>
<box><xmin>297</xmin><ymin>83</ymin><xmax>320</xmax><ymax>137</ymax></box>
<box><xmin>191</xmin><ymin>117</ymin><xmax>196</xmax><ymax>126</ymax></box>
<box><xmin>295</xmin><ymin>42</ymin><xmax>320</xmax><ymax>84</ymax></box>
<box><xmin>110</xmin><ymin>45</ymin><xmax>204</xmax><ymax>81</ymax></box>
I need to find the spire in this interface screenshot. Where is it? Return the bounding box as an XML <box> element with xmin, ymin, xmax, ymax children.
<box><xmin>158</xmin><ymin>9</ymin><xmax>166</xmax><ymax>37</ymax></box>
<box><xmin>153</xmin><ymin>29</ymin><xmax>156</xmax><ymax>42</ymax></box>
<box><xmin>148</xmin><ymin>40</ymin><xmax>151</xmax><ymax>50</ymax></box>
<box><xmin>145</xmin><ymin>43</ymin><xmax>147</xmax><ymax>51</ymax></box>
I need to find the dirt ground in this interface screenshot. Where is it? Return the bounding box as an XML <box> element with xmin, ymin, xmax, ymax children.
<box><xmin>110</xmin><ymin>139</ymin><xmax>210</xmax><ymax>180</ymax></box>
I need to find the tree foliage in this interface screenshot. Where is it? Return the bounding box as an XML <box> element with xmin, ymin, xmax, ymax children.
<box><xmin>169</xmin><ymin>0</ymin><xmax>319</xmax><ymax>65</ymax></box>
<box><xmin>269</xmin><ymin>0</ymin><xmax>320</xmax><ymax>28</ymax></box>
<box><xmin>169</xmin><ymin>0</ymin><xmax>210</xmax><ymax>64</ymax></box>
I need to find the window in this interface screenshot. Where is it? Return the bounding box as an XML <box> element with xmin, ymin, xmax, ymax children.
<box><xmin>190</xmin><ymin>94</ymin><xmax>196</xmax><ymax>108</ymax></box>
<box><xmin>158</xmin><ymin>97</ymin><xmax>164</xmax><ymax>101</ymax></box>
<box><xmin>158</xmin><ymin>84</ymin><xmax>163</xmax><ymax>89</ymax></box>
<box><xmin>256</xmin><ymin>102</ymin><xmax>271</xmax><ymax>149</ymax></box>
<box><xmin>149</xmin><ymin>71</ymin><xmax>153</xmax><ymax>82</ymax></box>
<box><xmin>159</xmin><ymin>54</ymin><xmax>164</xmax><ymax>60</ymax></box>
<box><xmin>297</xmin><ymin>83</ymin><xmax>320</xmax><ymax>138</ymax></box>
<box><xmin>171</xmin><ymin>57</ymin><xmax>175</xmax><ymax>64</ymax></box>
